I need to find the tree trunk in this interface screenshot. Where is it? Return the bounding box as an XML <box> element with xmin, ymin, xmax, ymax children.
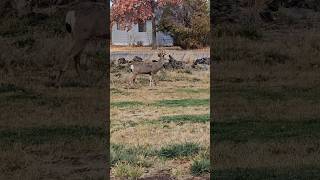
<box><xmin>151</xmin><ymin>1</ymin><xmax>157</xmax><ymax>49</ymax></box>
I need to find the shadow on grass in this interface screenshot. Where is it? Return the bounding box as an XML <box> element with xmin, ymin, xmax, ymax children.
<box><xmin>212</xmin><ymin>118</ymin><xmax>320</xmax><ymax>143</ymax></box>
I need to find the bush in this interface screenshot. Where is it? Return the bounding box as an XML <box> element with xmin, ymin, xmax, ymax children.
<box><xmin>135</xmin><ymin>41</ymin><xmax>143</xmax><ymax>47</ymax></box>
<box><xmin>158</xmin><ymin>0</ymin><xmax>209</xmax><ymax>49</ymax></box>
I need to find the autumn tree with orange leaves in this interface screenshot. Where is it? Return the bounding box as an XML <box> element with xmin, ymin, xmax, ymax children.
<box><xmin>111</xmin><ymin>0</ymin><xmax>181</xmax><ymax>49</ymax></box>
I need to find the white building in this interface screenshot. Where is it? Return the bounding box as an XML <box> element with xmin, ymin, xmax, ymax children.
<box><xmin>111</xmin><ymin>20</ymin><xmax>174</xmax><ymax>46</ymax></box>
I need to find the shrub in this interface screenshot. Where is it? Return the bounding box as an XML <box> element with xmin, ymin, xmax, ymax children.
<box><xmin>158</xmin><ymin>0</ymin><xmax>209</xmax><ymax>49</ymax></box>
<box><xmin>135</xmin><ymin>41</ymin><xmax>143</xmax><ymax>47</ymax></box>
<box><xmin>213</xmin><ymin>14</ymin><xmax>262</xmax><ymax>40</ymax></box>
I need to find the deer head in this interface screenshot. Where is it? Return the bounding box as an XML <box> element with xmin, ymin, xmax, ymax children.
<box><xmin>157</xmin><ymin>50</ymin><xmax>170</xmax><ymax>62</ymax></box>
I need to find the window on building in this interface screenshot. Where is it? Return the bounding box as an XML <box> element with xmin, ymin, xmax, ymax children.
<box><xmin>116</xmin><ymin>23</ymin><xmax>121</xmax><ymax>30</ymax></box>
<box><xmin>138</xmin><ymin>21</ymin><xmax>146</xmax><ymax>32</ymax></box>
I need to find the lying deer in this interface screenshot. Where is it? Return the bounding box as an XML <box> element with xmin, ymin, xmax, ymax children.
<box><xmin>129</xmin><ymin>50</ymin><xmax>169</xmax><ymax>87</ymax></box>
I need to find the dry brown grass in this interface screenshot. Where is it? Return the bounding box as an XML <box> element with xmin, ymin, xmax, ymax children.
<box><xmin>110</xmin><ymin>52</ymin><xmax>210</xmax><ymax>179</ymax></box>
<box><xmin>0</xmin><ymin>13</ymin><xmax>107</xmax><ymax>179</ymax></box>
<box><xmin>212</xmin><ymin>5</ymin><xmax>320</xmax><ymax>178</ymax></box>
<box><xmin>111</xmin><ymin>45</ymin><xmax>210</xmax><ymax>52</ymax></box>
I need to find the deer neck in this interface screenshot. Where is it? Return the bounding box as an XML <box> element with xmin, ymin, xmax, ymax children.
<box><xmin>158</xmin><ymin>57</ymin><xmax>166</xmax><ymax>65</ymax></box>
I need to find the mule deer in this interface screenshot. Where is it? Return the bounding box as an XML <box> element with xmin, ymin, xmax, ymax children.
<box><xmin>53</xmin><ymin>2</ymin><xmax>108</xmax><ymax>86</ymax></box>
<box><xmin>129</xmin><ymin>50</ymin><xmax>169</xmax><ymax>87</ymax></box>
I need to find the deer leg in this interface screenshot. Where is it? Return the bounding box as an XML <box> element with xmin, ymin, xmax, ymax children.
<box><xmin>130</xmin><ymin>74</ymin><xmax>137</xmax><ymax>86</ymax></box>
<box><xmin>74</xmin><ymin>54</ymin><xmax>81</xmax><ymax>78</ymax></box>
<box><xmin>55</xmin><ymin>57</ymin><xmax>71</xmax><ymax>87</ymax></box>
<box><xmin>153</xmin><ymin>74</ymin><xmax>157</xmax><ymax>86</ymax></box>
<box><xmin>149</xmin><ymin>74</ymin><xmax>153</xmax><ymax>87</ymax></box>
<box><xmin>55</xmin><ymin>40</ymin><xmax>86</xmax><ymax>87</ymax></box>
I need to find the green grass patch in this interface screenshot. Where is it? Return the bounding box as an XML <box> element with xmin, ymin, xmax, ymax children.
<box><xmin>160</xmin><ymin>114</ymin><xmax>209</xmax><ymax>123</ymax></box>
<box><xmin>113</xmin><ymin>162</ymin><xmax>143</xmax><ymax>179</ymax></box>
<box><xmin>0</xmin><ymin>126</ymin><xmax>106</xmax><ymax>146</ymax></box>
<box><xmin>176</xmin><ymin>88</ymin><xmax>209</xmax><ymax>94</ymax></box>
<box><xmin>154</xmin><ymin>99</ymin><xmax>209</xmax><ymax>107</ymax></box>
<box><xmin>111</xmin><ymin>144</ymin><xmax>156</xmax><ymax>167</ymax></box>
<box><xmin>190</xmin><ymin>158</ymin><xmax>210</xmax><ymax>176</ymax></box>
<box><xmin>0</xmin><ymin>17</ymin><xmax>29</xmax><ymax>37</ymax></box>
<box><xmin>212</xmin><ymin>118</ymin><xmax>320</xmax><ymax>143</ymax></box>
<box><xmin>0</xmin><ymin>84</ymin><xmax>63</xmax><ymax>107</ymax></box>
<box><xmin>13</xmin><ymin>36</ymin><xmax>35</xmax><ymax>48</ymax></box>
<box><xmin>0</xmin><ymin>90</ymin><xmax>64</xmax><ymax>107</ymax></box>
<box><xmin>0</xmin><ymin>83</ymin><xmax>26</xmax><ymax>94</ymax></box>
<box><xmin>111</xmin><ymin>101</ymin><xmax>144</xmax><ymax>108</ymax></box>
<box><xmin>213</xmin><ymin>166</ymin><xmax>320</xmax><ymax>180</ymax></box>
<box><xmin>213</xmin><ymin>86</ymin><xmax>320</xmax><ymax>103</ymax></box>
<box><xmin>111</xmin><ymin>88</ymin><xmax>130</xmax><ymax>95</ymax></box>
<box><xmin>60</xmin><ymin>79</ymin><xmax>91</xmax><ymax>88</ymax></box>
<box><xmin>158</xmin><ymin>142</ymin><xmax>201</xmax><ymax>159</ymax></box>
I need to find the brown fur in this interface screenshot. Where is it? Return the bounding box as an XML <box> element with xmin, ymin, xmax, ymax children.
<box><xmin>54</xmin><ymin>2</ymin><xmax>108</xmax><ymax>86</ymax></box>
<box><xmin>129</xmin><ymin>51</ymin><xmax>168</xmax><ymax>87</ymax></box>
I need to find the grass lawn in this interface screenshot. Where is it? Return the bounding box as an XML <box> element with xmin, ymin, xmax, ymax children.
<box><xmin>110</xmin><ymin>62</ymin><xmax>210</xmax><ymax>179</ymax></box>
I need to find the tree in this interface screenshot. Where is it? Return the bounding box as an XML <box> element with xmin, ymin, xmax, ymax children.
<box><xmin>211</xmin><ymin>0</ymin><xmax>240</xmax><ymax>24</ymax></box>
<box><xmin>158</xmin><ymin>0</ymin><xmax>209</xmax><ymax>49</ymax></box>
<box><xmin>111</xmin><ymin>0</ymin><xmax>181</xmax><ymax>49</ymax></box>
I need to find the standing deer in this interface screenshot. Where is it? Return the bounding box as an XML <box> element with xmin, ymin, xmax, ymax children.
<box><xmin>53</xmin><ymin>1</ymin><xmax>108</xmax><ymax>86</ymax></box>
<box><xmin>129</xmin><ymin>50</ymin><xmax>169</xmax><ymax>87</ymax></box>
